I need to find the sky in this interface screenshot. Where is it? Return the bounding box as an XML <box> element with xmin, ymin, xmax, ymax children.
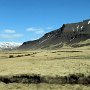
<box><xmin>0</xmin><ymin>0</ymin><xmax>90</xmax><ymax>43</ymax></box>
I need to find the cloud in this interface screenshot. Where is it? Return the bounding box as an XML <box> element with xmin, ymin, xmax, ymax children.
<box><xmin>29</xmin><ymin>38</ymin><xmax>38</xmax><ymax>40</ymax></box>
<box><xmin>26</xmin><ymin>27</ymin><xmax>45</xmax><ymax>34</ymax></box>
<box><xmin>46</xmin><ymin>26</ymin><xmax>54</xmax><ymax>30</ymax></box>
<box><xmin>4</xmin><ymin>29</ymin><xmax>16</xmax><ymax>34</ymax></box>
<box><xmin>0</xmin><ymin>34</ymin><xmax>23</xmax><ymax>39</ymax></box>
<box><xmin>0</xmin><ymin>29</ymin><xmax>23</xmax><ymax>39</ymax></box>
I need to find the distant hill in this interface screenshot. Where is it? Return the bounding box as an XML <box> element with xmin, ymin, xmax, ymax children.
<box><xmin>0</xmin><ymin>42</ymin><xmax>22</xmax><ymax>50</ymax></box>
<box><xmin>19</xmin><ymin>19</ymin><xmax>90</xmax><ymax>50</ymax></box>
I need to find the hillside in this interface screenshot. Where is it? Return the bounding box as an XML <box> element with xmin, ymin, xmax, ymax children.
<box><xmin>19</xmin><ymin>19</ymin><xmax>90</xmax><ymax>50</ymax></box>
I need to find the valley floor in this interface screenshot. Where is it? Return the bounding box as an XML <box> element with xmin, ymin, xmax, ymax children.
<box><xmin>0</xmin><ymin>46</ymin><xmax>90</xmax><ymax>89</ymax></box>
<box><xmin>0</xmin><ymin>83</ymin><xmax>90</xmax><ymax>90</ymax></box>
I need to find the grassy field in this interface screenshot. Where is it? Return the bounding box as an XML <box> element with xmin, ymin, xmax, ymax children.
<box><xmin>0</xmin><ymin>83</ymin><xmax>90</xmax><ymax>90</ymax></box>
<box><xmin>0</xmin><ymin>46</ymin><xmax>90</xmax><ymax>89</ymax></box>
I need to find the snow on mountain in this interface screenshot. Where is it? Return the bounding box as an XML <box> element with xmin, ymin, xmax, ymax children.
<box><xmin>88</xmin><ymin>21</ymin><xmax>90</xmax><ymax>24</ymax></box>
<box><xmin>19</xmin><ymin>19</ymin><xmax>90</xmax><ymax>50</ymax></box>
<box><xmin>0</xmin><ymin>42</ymin><xmax>22</xmax><ymax>50</ymax></box>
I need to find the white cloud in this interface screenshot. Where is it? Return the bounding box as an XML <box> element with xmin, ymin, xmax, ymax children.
<box><xmin>0</xmin><ymin>29</ymin><xmax>23</xmax><ymax>39</ymax></box>
<box><xmin>46</xmin><ymin>26</ymin><xmax>54</xmax><ymax>30</ymax></box>
<box><xmin>12</xmin><ymin>34</ymin><xmax>23</xmax><ymax>38</ymax></box>
<box><xmin>26</xmin><ymin>27</ymin><xmax>45</xmax><ymax>34</ymax></box>
<box><xmin>0</xmin><ymin>34</ymin><xmax>23</xmax><ymax>39</ymax></box>
<box><xmin>4</xmin><ymin>29</ymin><xmax>16</xmax><ymax>34</ymax></box>
<box><xmin>29</xmin><ymin>38</ymin><xmax>38</xmax><ymax>40</ymax></box>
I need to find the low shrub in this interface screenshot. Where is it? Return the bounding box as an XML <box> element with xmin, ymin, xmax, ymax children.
<box><xmin>25</xmin><ymin>54</ymin><xmax>30</xmax><ymax>56</ymax></box>
<box><xmin>16</xmin><ymin>55</ymin><xmax>23</xmax><ymax>57</ymax></box>
<box><xmin>9</xmin><ymin>55</ymin><xmax>14</xmax><ymax>58</ymax></box>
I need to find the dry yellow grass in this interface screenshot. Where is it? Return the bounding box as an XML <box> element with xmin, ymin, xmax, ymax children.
<box><xmin>0</xmin><ymin>83</ymin><xmax>90</xmax><ymax>90</ymax></box>
<box><xmin>0</xmin><ymin>46</ymin><xmax>90</xmax><ymax>89</ymax></box>
<box><xmin>0</xmin><ymin>47</ymin><xmax>90</xmax><ymax>76</ymax></box>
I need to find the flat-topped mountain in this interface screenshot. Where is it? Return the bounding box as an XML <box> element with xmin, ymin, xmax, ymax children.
<box><xmin>19</xmin><ymin>19</ymin><xmax>90</xmax><ymax>50</ymax></box>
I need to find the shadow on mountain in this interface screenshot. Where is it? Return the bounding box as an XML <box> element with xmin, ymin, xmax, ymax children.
<box><xmin>19</xmin><ymin>19</ymin><xmax>90</xmax><ymax>50</ymax></box>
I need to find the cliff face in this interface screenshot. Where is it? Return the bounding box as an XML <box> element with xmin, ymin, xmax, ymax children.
<box><xmin>19</xmin><ymin>19</ymin><xmax>90</xmax><ymax>49</ymax></box>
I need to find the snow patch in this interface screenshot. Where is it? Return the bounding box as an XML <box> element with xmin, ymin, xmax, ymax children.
<box><xmin>81</xmin><ymin>26</ymin><xmax>83</xmax><ymax>30</ymax></box>
<box><xmin>77</xmin><ymin>25</ymin><xmax>79</xmax><ymax>31</ymax></box>
<box><xmin>48</xmin><ymin>35</ymin><xmax>50</xmax><ymax>38</ymax></box>
<box><xmin>72</xmin><ymin>27</ymin><xmax>75</xmax><ymax>31</ymax></box>
<box><xmin>0</xmin><ymin>42</ymin><xmax>22</xmax><ymax>49</ymax></box>
<box><xmin>88</xmin><ymin>21</ymin><xmax>90</xmax><ymax>24</ymax></box>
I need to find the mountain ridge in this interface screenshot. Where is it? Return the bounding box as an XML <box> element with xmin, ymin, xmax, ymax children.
<box><xmin>19</xmin><ymin>19</ymin><xmax>90</xmax><ymax>50</ymax></box>
<box><xmin>0</xmin><ymin>42</ymin><xmax>22</xmax><ymax>50</ymax></box>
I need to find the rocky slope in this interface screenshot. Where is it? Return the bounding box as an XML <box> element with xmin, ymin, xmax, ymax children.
<box><xmin>19</xmin><ymin>19</ymin><xmax>90</xmax><ymax>50</ymax></box>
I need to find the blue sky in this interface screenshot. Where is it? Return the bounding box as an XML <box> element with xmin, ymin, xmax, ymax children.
<box><xmin>0</xmin><ymin>0</ymin><xmax>90</xmax><ymax>43</ymax></box>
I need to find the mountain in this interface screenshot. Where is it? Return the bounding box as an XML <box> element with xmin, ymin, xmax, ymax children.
<box><xmin>19</xmin><ymin>19</ymin><xmax>90</xmax><ymax>50</ymax></box>
<box><xmin>0</xmin><ymin>42</ymin><xmax>22</xmax><ymax>50</ymax></box>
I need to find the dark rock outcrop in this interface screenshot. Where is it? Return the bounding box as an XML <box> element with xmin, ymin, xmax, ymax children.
<box><xmin>19</xmin><ymin>19</ymin><xmax>90</xmax><ymax>49</ymax></box>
